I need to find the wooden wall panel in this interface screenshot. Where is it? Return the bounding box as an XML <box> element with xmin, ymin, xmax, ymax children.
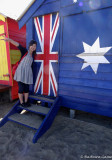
<box><xmin>7</xmin><ymin>18</ymin><xmax>26</xmax><ymax>50</ymax></box>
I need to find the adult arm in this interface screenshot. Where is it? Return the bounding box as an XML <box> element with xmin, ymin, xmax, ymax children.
<box><xmin>1</xmin><ymin>37</ymin><xmax>27</xmax><ymax>56</ymax></box>
<box><xmin>1</xmin><ymin>37</ymin><xmax>19</xmax><ymax>47</ymax></box>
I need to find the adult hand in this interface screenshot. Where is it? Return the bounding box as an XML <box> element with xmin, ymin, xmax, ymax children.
<box><xmin>0</xmin><ymin>36</ymin><xmax>10</xmax><ymax>41</ymax></box>
<box><xmin>0</xmin><ymin>36</ymin><xmax>19</xmax><ymax>47</ymax></box>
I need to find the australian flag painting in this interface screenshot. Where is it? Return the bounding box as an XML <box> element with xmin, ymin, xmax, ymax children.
<box><xmin>33</xmin><ymin>13</ymin><xmax>59</xmax><ymax>97</ymax></box>
<box><xmin>59</xmin><ymin>6</ymin><xmax>112</xmax><ymax>116</ymax></box>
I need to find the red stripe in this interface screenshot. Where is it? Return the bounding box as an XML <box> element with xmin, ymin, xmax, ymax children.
<box><xmin>50</xmin><ymin>72</ymin><xmax>57</xmax><ymax>96</ymax></box>
<box><xmin>35</xmin><ymin>53</ymin><xmax>58</xmax><ymax>61</ymax></box>
<box><xmin>51</xmin><ymin>15</ymin><xmax>59</xmax><ymax>42</ymax></box>
<box><xmin>35</xmin><ymin>18</ymin><xmax>42</xmax><ymax>42</ymax></box>
<box><xmin>43</xmin><ymin>15</ymin><xmax>51</xmax><ymax>95</ymax></box>
<box><xmin>35</xmin><ymin>71</ymin><xmax>42</xmax><ymax>93</ymax></box>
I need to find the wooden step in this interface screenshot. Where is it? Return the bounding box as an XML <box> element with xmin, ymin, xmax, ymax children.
<box><xmin>8</xmin><ymin>112</ymin><xmax>44</xmax><ymax>130</ymax></box>
<box><xmin>18</xmin><ymin>104</ymin><xmax>50</xmax><ymax>115</ymax></box>
<box><xmin>29</xmin><ymin>95</ymin><xmax>55</xmax><ymax>103</ymax></box>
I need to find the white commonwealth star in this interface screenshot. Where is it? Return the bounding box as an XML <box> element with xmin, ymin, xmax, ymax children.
<box><xmin>76</xmin><ymin>37</ymin><xmax>111</xmax><ymax>74</ymax></box>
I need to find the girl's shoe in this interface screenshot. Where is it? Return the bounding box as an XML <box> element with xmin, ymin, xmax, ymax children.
<box><xmin>25</xmin><ymin>102</ymin><xmax>31</xmax><ymax>107</ymax></box>
<box><xmin>20</xmin><ymin>102</ymin><xmax>26</xmax><ymax>107</ymax></box>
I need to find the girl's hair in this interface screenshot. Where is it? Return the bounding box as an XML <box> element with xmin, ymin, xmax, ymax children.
<box><xmin>28</xmin><ymin>40</ymin><xmax>37</xmax><ymax>48</ymax></box>
<box><xmin>28</xmin><ymin>40</ymin><xmax>37</xmax><ymax>55</ymax></box>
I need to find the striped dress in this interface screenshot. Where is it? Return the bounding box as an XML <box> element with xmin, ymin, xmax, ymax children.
<box><xmin>14</xmin><ymin>45</ymin><xmax>33</xmax><ymax>84</ymax></box>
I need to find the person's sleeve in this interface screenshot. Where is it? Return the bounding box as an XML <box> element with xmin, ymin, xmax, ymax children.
<box><xmin>18</xmin><ymin>44</ymin><xmax>28</xmax><ymax>57</ymax></box>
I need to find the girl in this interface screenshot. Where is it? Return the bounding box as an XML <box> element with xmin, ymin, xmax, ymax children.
<box><xmin>2</xmin><ymin>37</ymin><xmax>37</xmax><ymax>107</ymax></box>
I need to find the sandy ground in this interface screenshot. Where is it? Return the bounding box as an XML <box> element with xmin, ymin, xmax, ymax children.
<box><xmin>0</xmin><ymin>100</ymin><xmax>112</xmax><ymax>160</ymax></box>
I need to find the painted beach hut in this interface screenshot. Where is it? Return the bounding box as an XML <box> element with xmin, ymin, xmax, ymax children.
<box><xmin>0</xmin><ymin>14</ymin><xmax>26</xmax><ymax>100</ymax></box>
<box><xmin>18</xmin><ymin>0</ymin><xmax>112</xmax><ymax>117</ymax></box>
<box><xmin>1</xmin><ymin>0</ymin><xmax>112</xmax><ymax>143</ymax></box>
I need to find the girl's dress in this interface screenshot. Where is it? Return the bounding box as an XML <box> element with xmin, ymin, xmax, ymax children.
<box><xmin>14</xmin><ymin>45</ymin><xmax>33</xmax><ymax>84</ymax></box>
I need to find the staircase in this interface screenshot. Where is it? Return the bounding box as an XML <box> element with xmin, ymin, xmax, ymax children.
<box><xmin>0</xmin><ymin>95</ymin><xmax>61</xmax><ymax>143</ymax></box>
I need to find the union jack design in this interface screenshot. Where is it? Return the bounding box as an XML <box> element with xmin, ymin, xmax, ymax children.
<box><xmin>34</xmin><ymin>13</ymin><xmax>59</xmax><ymax>96</ymax></box>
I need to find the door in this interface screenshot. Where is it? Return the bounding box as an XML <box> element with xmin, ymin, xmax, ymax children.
<box><xmin>33</xmin><ymin>13</ymin><xmax>59</xmax><ymax>97</ymax></box>
<box><xmin>0</xmin><ymin>15</ymin><xmax>12</xmax><ymax>86</ymax></box>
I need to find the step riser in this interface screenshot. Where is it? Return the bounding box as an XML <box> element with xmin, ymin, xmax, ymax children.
<box><xmin>29</xmin><ymin>95</ymin><xmax>55</xmax><ymax>104</ymax></box>
<box><xmin>17</xmin><ymin>107</ymin><xmax>47</xmax><ymax>116</ymax></box>
<box><xmin>29</xmin><ymin>98</ymin><xmax>53</xmax><ymax>106</ymax></box>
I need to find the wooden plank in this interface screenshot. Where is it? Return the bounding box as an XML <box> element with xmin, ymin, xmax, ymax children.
<box><xmin>61</xmin><ymin>97</ymin><xmax>112</xmax><ymax>118</ymax></box>
<box><xmin>59</xmin><ymin>84</ymin><xmax>112</xmax><ymax>97</ymax></box>
<box><xmin>59</xmin><ymin>89</ymin><xmax>112</xmax><ymax>104</ymax></box>
<box><xmin>33</xmin><ymin>1</ymin><xmax>60</xmax><ymax>17</ymax></box>
<box><xmin>59</xmin><ymin>63</ymin><xmax>112</xmax><ymax>73</ymax></box>
<box><xmin>8</xmin><ymin>112</ymin><xmax>44</xmax><ymax>130</ymax></box>
<box><xmin>44</xmin><ymin>0</ymin><xmax>57</xmax><ymax>4</ymax></box>
<box><xmin>60</xmin><ymin>0</ymin><xmax>112</xmax><ymax>17</ymax></box>
<box><xmin>60</xmin><ymin>95</ymin><xmax>111</xmax><ymax>109</ymax></box>
<box><xmin>0</xmin><ymin>85</ymin><xmax>10</xmax><ymax>92</ymax></box>
<box><xmin>60</xmin><ymin>0</ymin><xmax>76</xmax><ymax>7</ymax></box>
<box><xmin>26</xmin><ymin>19</ymin><xmax>33</xmax><ymax>48</ymax></box>
<box><xmin>59</xmin><ymin>70</ymin><xmax>112</xmax><ymax>81</ymax></box>
<box><xmin>59</xmin><ymin>77</ymin><xmax>112</xmax><ymax>90</ymax></box>
<box><xmin>60</xmin><ymin>55</ymin><xmax>112</xmax><ymax>63</ymax></box>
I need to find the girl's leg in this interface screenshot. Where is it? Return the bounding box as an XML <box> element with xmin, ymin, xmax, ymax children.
<box><xmin>18</xmin><ymin>82</ymin><xmax>24</xmax><ymax>104</ymax></box>
<box><xmin>18</xmin><ymin>82</ymin><xmax>30</xmax><ymax>107</ymax></box>
<box><xmin>24</xmin><ymin>92</ymin><xmax>29</xmax><ymax>103</ymax></box>
<box><xmin>24</xmin><ymin>84</ymin><xmax>30</xmax><ymax>106</ymax></box>
<box><xmin>18</xmin><ymin>93</ymin><xmax>24</xmax><ymax>104</ymax></box>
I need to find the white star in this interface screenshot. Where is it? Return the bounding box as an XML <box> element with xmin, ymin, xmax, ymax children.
<box><xmin>76</xmin><ymin>37</ymin><xmax>111</xmax><ymax>74</ymax></box>
<box><xmin>73</xmin><ymin>0</ymin><xmax>78</xmax><ymax>3</ymax></box>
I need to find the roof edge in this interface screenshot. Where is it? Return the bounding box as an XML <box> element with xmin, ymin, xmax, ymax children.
<box><xmin>17</xmin><ymin>0</ymin><xmax>35</xmax><ymax>21</ymax></box>
<box><xmin>18</xmin><ymin>0</ymin><xmax>45</xmax><ymax>29</ymax></box>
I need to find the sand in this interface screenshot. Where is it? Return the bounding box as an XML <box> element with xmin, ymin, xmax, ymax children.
<box><xmin>0</xmin><ymin>101</ymin><xmax>112</xmax><ymax>160</ymax></box>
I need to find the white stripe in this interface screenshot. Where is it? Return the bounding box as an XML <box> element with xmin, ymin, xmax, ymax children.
<box><xmin>50</xmin><ymin>13</ymin><xmax>59</xmax><ymax>52</ymax></box>
<box><xmin>34</xmin><ymin>17</ymin><xmax>43</xmax><ymax>52</ymax></box>
<box><xmin>50</xmin><ymin>61</ymin><xmax>57</xmax><ymax>96</ymax></box>
<box><xmin>48</xmin><ymin>61</ymin><xmax>51</xmax><ymax>96</ymax></box>
<box><xmin>34</xmin><ymin>62</ymin><xmax>43</xmax><ymax>93</ymax></box>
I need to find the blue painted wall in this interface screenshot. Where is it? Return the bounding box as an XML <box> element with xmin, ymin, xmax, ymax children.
<box><xmin>19</xmin><ymin>0</ymin><xmax>112</xmax><ymax>117</ymax></box>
